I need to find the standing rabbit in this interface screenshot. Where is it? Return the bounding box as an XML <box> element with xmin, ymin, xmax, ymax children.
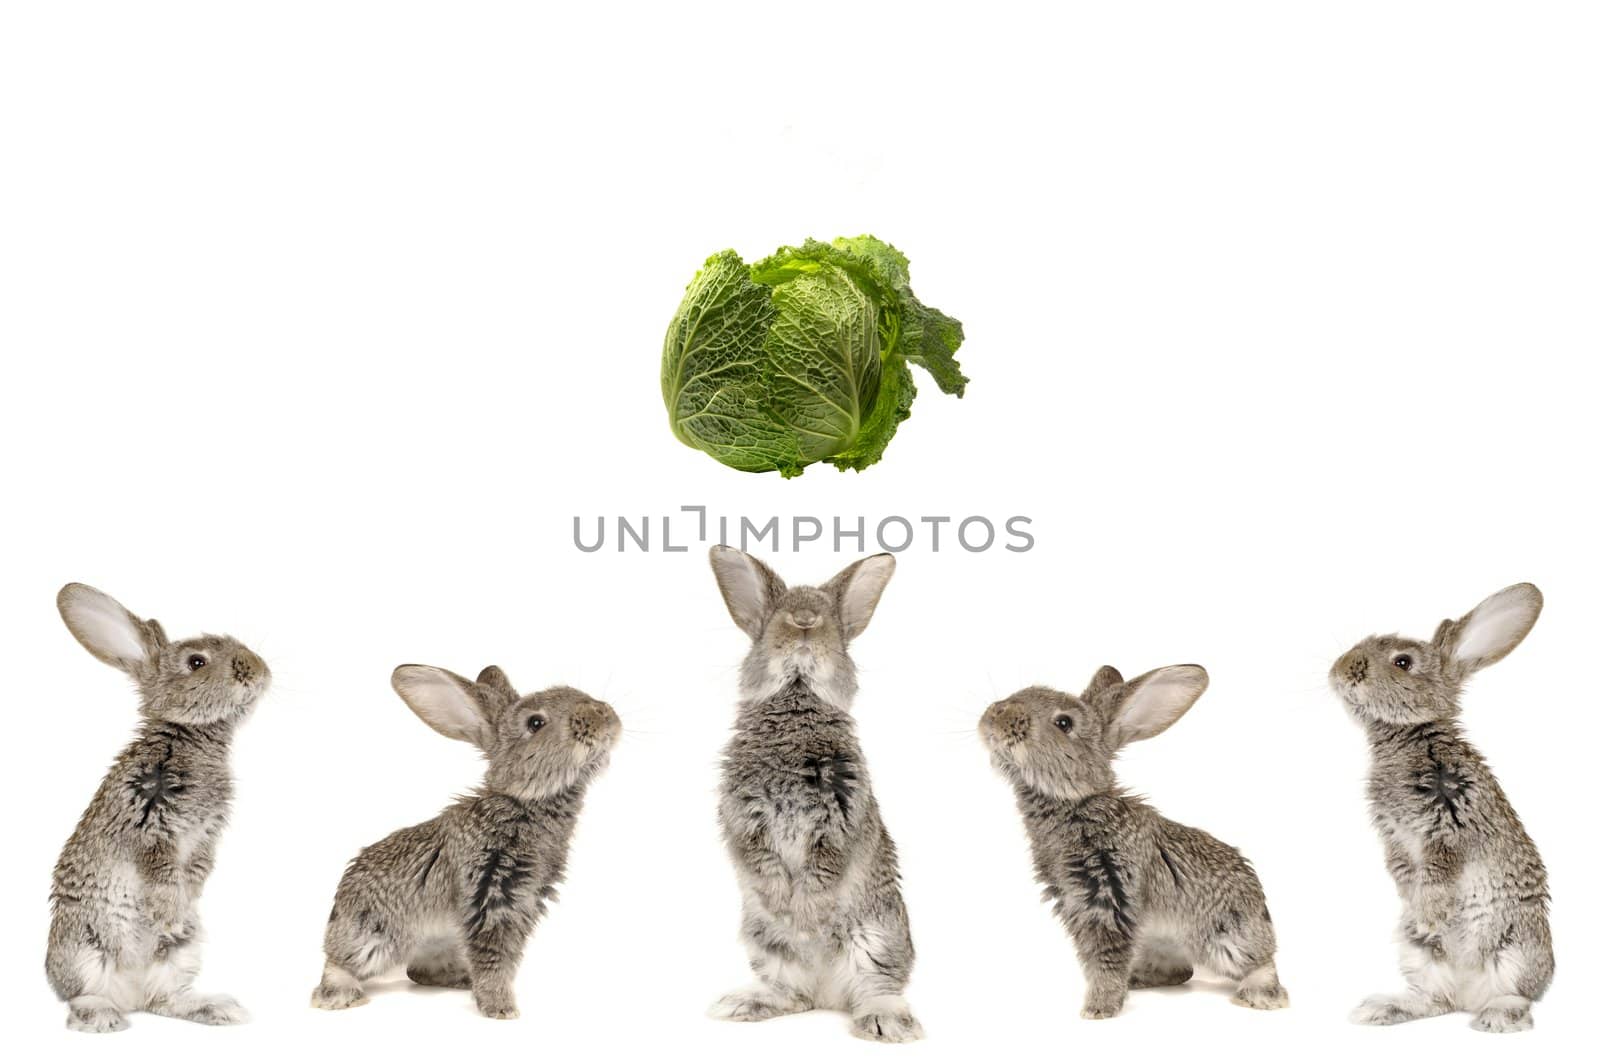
<box><xmin>311</xmin><ymin>664</ymin><xmax>620</xmax><ymax>1019</ymax></box>
<box><xmin>1330</xmin><ymin>583</ymin><xmax>1552</xmax><ymax>1033</ymax></box>
<box><xmin>979</xmin><ymin>664</ymin><xmax>1288</xmax><ymax>1019</ymax></box>
<box><xmin>47</xmin><ymin>584</ymin><xmax>271</xmax><ymax>1032</ymax></box>
<box><xmin>707</xmin><ymin>546</ymin><xmax>922</xmax><ymax>1043</ymax></box>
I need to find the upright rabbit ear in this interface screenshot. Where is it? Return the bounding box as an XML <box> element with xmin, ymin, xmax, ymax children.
<box><xmin>392</xmin><ymin>665</ymin><xmax>492</xmax><ymax>748</ymax></box>
<box><xmin>475</xmin><ymin>665</ymin><xmax>518</xmax><ymax>705</ymax></box>
<box><xmin>57</xmin><ymin>584</ymin><xmax>167</xmax><ymax>677</ymax></box>
<box><xmin>826</xmin><ymin>553</ymin><xmax>896</xmax><ymax>640</ymax></box>
<box><xmin>1109</xmin><ymin>665</ymin><xmax>1208</xmax><ymax>747</ymax></box>
<box><xmin>1436</xmin><ymin>583</ymin><xmax>1543</xmax><ymax>678</ymax></box>
<box><xmin>1083</xmin><ymin>665</ymin><xmax>1124</xmax><ymax>702</ymax></box>
<box><xmin>709</xmin><ymin>546</ymin><xmax>786</xmax><ymax>639</ymax></box>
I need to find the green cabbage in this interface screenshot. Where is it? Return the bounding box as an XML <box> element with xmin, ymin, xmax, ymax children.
<box><xmin>661</xmin><ymin>235</ymin><xmax>966</xmax><ymax>477</ymax></box>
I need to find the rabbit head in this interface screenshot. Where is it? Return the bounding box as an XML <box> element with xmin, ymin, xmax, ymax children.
<box><xmin>1329</xmin><ymin>582</ymin><xmax>1543</xmax><ymax>726</ymax></box>
<box><xmin>57</xmin><ymin>583</ymin><xmax>270</xmax><ymax>725</ymax></box>
<box><xmin>391</xmin><ymin>664</ymin><xmax>620</xmax><ymax>801</ymax></box>
<box><xmin>980</xmin><ymin>665</ymin><xmax>1210</xmax><ymax>801</ymax></box>
<box><xmin>709</xmin><ymin>546</ymin><xmax>896</xmax><ymax>708</ymax></box>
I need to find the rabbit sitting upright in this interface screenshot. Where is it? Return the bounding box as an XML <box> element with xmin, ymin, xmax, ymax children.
<box><xmin>980</xmin><ymin>664</ymin><xmax>1288</xmax><ymax>1019</ymax></box>
<box><xmin>707</xmin><ymin>546</ymin><xmax>923</xmax><ymax>1043</ymax></box>
<box><xmin>1330</xmin><ymin>583</ymin><xmax>1552</xmax><ymax>1033</ymax></box>
<box><xmin>47</xmin><ymin>584</ymin><xmax>271</xmax><ymax>1032</ymax></box>
<box><xmin>311</xmin><ymin>664</ymin><xmax>620</xmax><ymax>1019</ymax></box>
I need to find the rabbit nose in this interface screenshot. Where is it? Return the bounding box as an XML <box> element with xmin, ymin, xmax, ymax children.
<box><xmin>1343</xmin><ymin>655</ymin><xmax>1369</xmax><ymax>685</ymax></box>
<box><xmin>982</xmin><ymin>703</ymin><xmax>1024</xmax><ymax>740</ymax></box>
<box><xmin>789</xmin><ymin>610</ymin><xmax>820</xmax><ymax>630</ymax></box>
<box><xmin>231</xmin><ymin>650</ymin><xmax>269</xmax><ymax>688</ymax></box>
<box><xmin>575</xmin><ymin>702</ymin><xmax>621</xmax><ymax>743</ymax></box>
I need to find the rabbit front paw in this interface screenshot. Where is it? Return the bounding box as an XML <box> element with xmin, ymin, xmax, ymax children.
<box><xmin>474</xmin><ymin>989</ymin><xmax>519</xmax><ymax>1020</ymax></box>
<box><xmin>1408</xmin><ymin>886</ymin><xmax>1455</xmax><ymax>945</ymax></box>
<box><xmin>154</xmin><ymin>914</ymin><xmax>200</xmax><ymax>958</ymax></box>
<box><xmin>310</xmin><ymin>966</ymin><xmax>367</xmax><ymax>1011</ymax></box>
<box><xmin>1402</xmin><ymin>917</ymin><xmax>1446</xmax><ymax>956</ymax></box>
<box><xmin>1080</xmin><ymin>991</ymin><xmax>1127</xmax><ymax>1020</ymax></box>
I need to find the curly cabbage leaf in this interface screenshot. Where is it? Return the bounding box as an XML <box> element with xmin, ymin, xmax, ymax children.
<box><xmin>662</xmin><ymin>235</ymin><xmax>965</xmax><ymax>477</ymax></box>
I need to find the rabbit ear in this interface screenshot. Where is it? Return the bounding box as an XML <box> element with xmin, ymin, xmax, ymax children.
<box><xmin>709</xmin><ymin>546</ymin><xmax>786</xmax><ymax>639</ymax></box>
<box><xmin>826</xmin><ymin>553</ymin><xmax>896</xmax><ymax>640</ymax></box>
<box><xmin>1437</xmin><ymin>583</ymin><xmax>1543</xmax><ymax>677</ymax></box>
<box><xmin>1109</xmin><ymin>665</ymin><xmax>1208</xmax><ymax>747</ymax></box>
<box><xmin>392</xmin><ymin>665</ymin><xmax>492</xmax><ymax>747</ymax></box>
<box><xmin>476</xmin><ymin>665</ymin><xmax>518</xmax><ymax>704</ymax></box>
<box><xmin>57</xmin><ymin>584</ymin><xmax>166</xmax><ymax>676</ymax></box>
<box><xmin>1083</xmin><ymin>664</ymin><xmax>1124</xmax><ymax>702</ymax></box>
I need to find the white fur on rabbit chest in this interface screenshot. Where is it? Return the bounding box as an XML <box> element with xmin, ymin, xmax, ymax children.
<box><xmin>721</xmin><ymin>723</ymin><xmax>873</xmax><ymax>938</ymax></box>
<box><xmin>727</xmin><ymin>775</ymin><xmax>868</xmax><ymax>923</ymax></box>
<box><xmin>1364</xmin><ymin>753</ymin><xmax>1549</xmax><ymax>1012</ymax></box>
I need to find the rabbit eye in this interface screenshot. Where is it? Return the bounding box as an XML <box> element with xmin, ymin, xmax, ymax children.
<box><xmin>526</xmin><ymin>715</ymin><xmax>546</xmax><ymax>733</ymax></box>
<box><xmin>187</xmin><ymin>655</ymin><xmax>207</xmax><ymax>671</ymax></box>
<box><xmin>1054</xmin><ymin>715</ymin><xmax>1073</xmax><ymax>733</ymax></box>
<box><xmin>1393</xmin><ymin>655</ymin><xmax>1413</xmax><ymax>671</ymax></box>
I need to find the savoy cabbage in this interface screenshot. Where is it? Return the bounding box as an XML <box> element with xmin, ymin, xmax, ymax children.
<box><xmin>661</xmin><ymin>235</ymin><xmax>966</xmax><ymax>477</ymax></box>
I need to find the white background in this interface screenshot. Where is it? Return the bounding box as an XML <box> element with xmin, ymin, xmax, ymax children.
<box><xmin>2</xmin><ymin>2</ymin><xmax>1596</xmax><ymax>1056</ymax></box>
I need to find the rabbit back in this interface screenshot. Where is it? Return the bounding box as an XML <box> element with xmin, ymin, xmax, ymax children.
<box><xmin>1147</xmin><ymin>815</ymin><xmax>1276</xmax><ymax>974</ymax></box>
<box><xmin>324</xmin><ymin>816</ymin><xmax>457</xmax><ymax>973</ymax></box>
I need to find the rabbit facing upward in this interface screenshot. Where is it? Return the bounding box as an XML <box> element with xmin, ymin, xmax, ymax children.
<box><xmin>311</xmin><ymin>665</ymin><xmax>620</xmax><ymax>1019</ymax></box>
<box><xmin>707</xmin><ymin>546</ymin><xmax>922</xmax><ymax>1043</ymax></box>
<box><xmin>47</xmin><ymin>584</ymin><xmax>271</xmax><ymax>1032</ymax></box>
<box><xmin>980</xmin><ymin>665</ymin><xmax>1288</xmax><ymax>1019</ymax></box>
<box><xmin>1330</xmin><ymin>583</ymin><xmax>1552</xmax><ymax>1033</ymax></box>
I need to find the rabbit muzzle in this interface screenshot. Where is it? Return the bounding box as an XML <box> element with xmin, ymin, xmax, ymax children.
<box><xmin>979</xmin><ymin>701</ymin><xmax>1031</xmax><ymax>755</ymax></box>
<box><xmin>569</xmin><ymin>701</ymin><xmax>621</xmax><ymax>755</ymax></box>
<box><xmin>231</xmin><ymin>650</ymin><xmax>269</xmax><ymax>688</ymax></box>
<box><xmin>226</xmin><ymin>648</ymin><xmax>271</xmax><ymax>706</ymax></box>
<box><xmin>1330</xmin><ymin>650</ymin><xmax>1369</xmax><ymax>699</ymax></box>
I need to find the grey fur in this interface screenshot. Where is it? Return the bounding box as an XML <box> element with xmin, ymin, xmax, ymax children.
<box><xmin>311</xmin><ymin>664</ymin><xmax>619</xmax><ymax>1019</ymax></box>
<box><xmin>707</xmin><ymin>546</ymin><xmax>923</xmax><ymax>1043</ymax></box>
<box><xmin>1330</xmin><ymin>582</ymin><xmax>1552</xmax><ymax>1033</ymax></box>
<box><xmin>47</xmin><ymin>583</ymin><xmax>270</xmax><ymax>1032</ymax></box>
<box><xmin>980</xmin><ymin>664</ymin><xmax>1288</xmax><ymax>1019</ymax></box>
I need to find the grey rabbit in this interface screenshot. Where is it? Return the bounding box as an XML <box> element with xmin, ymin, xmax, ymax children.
<box><xmin>46</xmin><ymin>583</ymin><xmax>271</xmax><ymax>1032</ymax></box>
<box><xmin>311</xmin><ymin>664</ymin><xmax>620</xmax><ymax>1019</ymax></box>
<box><xmin>707</xmin><ymin>546</ymin><xmax>923</xmax><ymax>1043</ymax></box>
<box><xmin>1330</xmin><ymin>583</ymin><xmax>1552</xmax><ymax>1032</ymax></box>
<box><xmin>979</xmin><ymin>664</ymin><xmax>1288</xmax><ymax>1019</ymax></box>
